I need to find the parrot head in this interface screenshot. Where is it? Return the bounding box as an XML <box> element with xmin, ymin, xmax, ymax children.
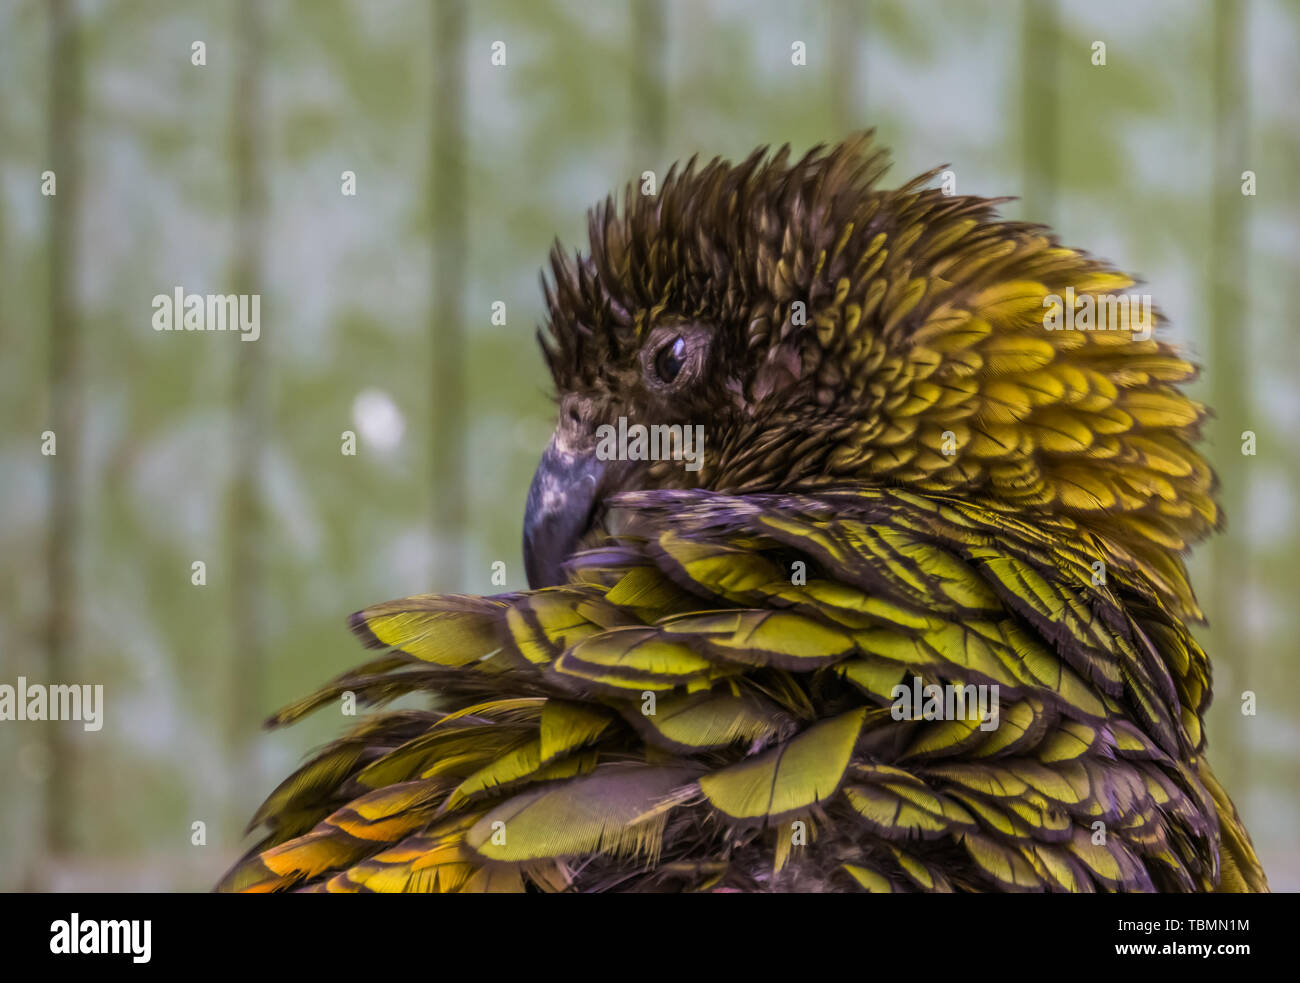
<box><xmin>524</xmin><ymin>134</ymin><xmax>1216</xmax><ymax>616</ymax></box>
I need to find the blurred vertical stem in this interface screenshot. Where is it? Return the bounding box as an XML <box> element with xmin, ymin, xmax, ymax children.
<box><xmin>228</xmin><ymin>0</ymin><xmax>268</xmax><ymax>807</ymax></box>
<box><xmin>431</xmin><ymin>0</ymin><xmax>467</xmax><ymax>589</ymax></box>
<box><xmin>41</xmin><ymin>0</ymin><xmax>83</xmax><ymax>878</ymax></box>
<box><xmin>829</xmin><ymin>0</ymin><xmax>865</xmax><ymax>135</ymax></box>
<box><xmin>631</xmin><ymin>0</ymin><xmax>666</xmax><ymax>163</ymax></box>
<box><xmin>1020</xmin><ymin>0</ymin><xmax>1058</xmax><ymax>227</ymax></box>
<box><xmin>1208</xmin><ymin>0</ymin><xmax>1247</xmax><ymax>788</ymax></box>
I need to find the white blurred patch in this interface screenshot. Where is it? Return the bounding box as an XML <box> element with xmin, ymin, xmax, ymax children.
<box><xmin>352</xmin><ymin>388</ymin><xmax>405</xmax><ymax>453</ymax></box>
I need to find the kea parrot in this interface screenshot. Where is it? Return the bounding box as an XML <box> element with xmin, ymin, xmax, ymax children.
<box><xmin>219</xmin><ymin>134</ymin><xmax>1267</xmax><ymax>893</ymax></box>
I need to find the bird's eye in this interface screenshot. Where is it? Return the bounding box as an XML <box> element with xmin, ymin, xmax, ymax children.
<box><xmin>655</xmin><ymin>336</ymin><xmax>687</xmax><ymax>383</ymax></box>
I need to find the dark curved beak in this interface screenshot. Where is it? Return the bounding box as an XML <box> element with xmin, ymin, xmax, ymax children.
<box><xmin>523</xmin><ymin>436</ymin><xmax>605</xmax><ymax>588</ymax></box>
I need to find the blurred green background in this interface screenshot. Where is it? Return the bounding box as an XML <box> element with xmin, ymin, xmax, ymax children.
<box><xmin>1</xmin><ymin>0</ymin><xmax>1297</xmax><ymax>891</ymax></box>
